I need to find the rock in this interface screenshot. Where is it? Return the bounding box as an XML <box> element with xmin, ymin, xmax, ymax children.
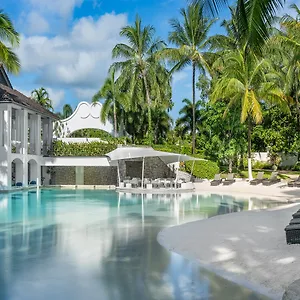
<box><xmin>283</xmin><ymin>279</ymin><xmax>300</xmax><ymax>300</ymax></box>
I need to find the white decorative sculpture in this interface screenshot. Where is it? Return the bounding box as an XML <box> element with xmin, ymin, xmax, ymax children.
<box><xmin>54</xmin><ymin>102</ymin><xmax>113</xmax><ymax>138</ymax></box>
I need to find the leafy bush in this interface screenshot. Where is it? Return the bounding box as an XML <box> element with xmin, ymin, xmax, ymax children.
<box><xmin>53</xmin><ymin>140</ymin><xmax>117</xmax><ymax>156</ymax></box>
<box><xmin>185</xmin><ymin>159</ymin><xmax>219</xmax><ymax>179</ymax></box>
<box><xmin>252</xmin><ymin>161</ymin><xmax>273</xmax><ymax>170</ymax></box>
<box><xmin>153</xmin><ymin>144</ymin><xmax>205</xmax><ymax>157</ymax></box>
<box><xmin>293</xmin><ymin>162</ymin><xmax>300</xmax><ymax>171</ymax></box>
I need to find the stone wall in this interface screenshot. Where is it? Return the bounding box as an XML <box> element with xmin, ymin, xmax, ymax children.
<box><xmin>84</xmin><ymin>166</ymin><xmax>117</xmax><ymax>185</ymax></box>
<box><xmin>119</xmin><ymin>157</ymin><xmax>175</xmax><ymax>180</ymax></box>
<box><xmin>125</xmin><ymin>161</ymin><xmax>142</xmax><ymax>178</ymax></box>
<box><xmin>53</xmin><ymin>166</ymin><xmax>76</xmax><ymax>185</ymax></box>
<box><xmin>52</xmin><ymin>166</ymin><xmax>117</xmax><ymax>185</ymax></box>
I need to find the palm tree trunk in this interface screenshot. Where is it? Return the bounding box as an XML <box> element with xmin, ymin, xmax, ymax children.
<box><xmin>247</xmin><ymin>118</ymin><xmax>253</xmax><ymax>180</ymax></box>
<box><xmin>295</xmin><ymin>88</ymin><xmax>300</xmax><ymax>131</ymax></box>
<box><xmin>229</xmin><ymin>158</ymin><xmax>232</xmax><ymax>173</ymax></box>
<box><xmin>142</xmin><ymin>74</ymin><xmax>152</xmax><ymax>144</ymax></box>
<box><xmin>113</xmin><ymin>101</ymin><xmax>117</xmax><ymax>138</ymax></box>
<box><xmin>192</xmin><ymin>62</ymin><xmax>196</xmax><ymax>154</ymax></box>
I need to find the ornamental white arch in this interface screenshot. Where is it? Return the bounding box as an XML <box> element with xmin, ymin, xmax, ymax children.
<box><xmin>54</xmin><ymin>102</ymin><xmax>114</xmax><ymax>138</ymax></box>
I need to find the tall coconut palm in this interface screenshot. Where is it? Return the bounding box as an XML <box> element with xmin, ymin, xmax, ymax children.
<box><xmin>161</xmin><ymin>0</ymin><xmax>215</xmax><ymax>153</ymax></box>
<box><xmin>176</xmin><ymin>98</ymin><xmax>202</xmax><ymax>139</ymax></box>
<box><xmin>62</xmin><ymin>104</ymin><xmax>73</xmax><ymax>119</ymax></box>
<box><xmin>152</xmin><ymin>108</ymin><xmax>173</xmax><ymax>144</ymax></box>
<box><xmin>111</xmin><ymin>15</ymin><xmax>168</xmax><ymax>144</ymax></box>
<box><xmin>0</xmin><ymin>10</ymin><xmax>20</xmax><ymax>73</ymax></box>
<box><xmin>203</xmin><ymin>0</ymin><xmax>284</xmax><ymax>53</ymax></box>
<box><xmin>31</xmin><ymin>87</ymin><xmax>53</xmax><ymax>111</ymax></box>
<box><xmin>211</xmin><ymin>50</ymin><xmax>289</xmax><ymax>179</ymax></box>
<box><xmin>92</xmin><ymin>67</ymin><xmax>128</xmax><ymax>137</ymax></box>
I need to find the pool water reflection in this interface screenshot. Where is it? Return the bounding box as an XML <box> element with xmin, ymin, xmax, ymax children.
<box><xmin>0</xmin><ymin>190</ymin><xmax>283</xmax><ymax>300</ymax></box>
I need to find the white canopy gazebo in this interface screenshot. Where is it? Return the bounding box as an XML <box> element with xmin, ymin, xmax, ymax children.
<box><xmin>106</xmin><ymin>146</ymin><xmax>204</xmax><ymax>189</ymax></box>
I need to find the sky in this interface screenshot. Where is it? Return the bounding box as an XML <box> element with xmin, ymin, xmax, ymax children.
<box><xmin>1</xmin><ymin>0</ymin><xmax>298</xmax><ymax>120</ymax></box>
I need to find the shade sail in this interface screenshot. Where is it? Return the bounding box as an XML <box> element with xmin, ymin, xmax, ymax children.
<box><xmin>106</xmin><ymin>146</ymin><xmax>205</xmax><ymax>165</ymax></box>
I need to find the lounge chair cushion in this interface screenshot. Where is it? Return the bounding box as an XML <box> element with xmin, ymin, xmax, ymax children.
<box><xmin>285</xmin><ymin>224</ymin><xmax>300</xmax><ymax>244</ymax></box>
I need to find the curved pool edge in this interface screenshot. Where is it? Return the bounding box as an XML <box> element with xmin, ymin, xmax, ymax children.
<box><xmin>157</xmin><ymin>204</ymin><xmax>300</xmax><ymax>300</ymax></box>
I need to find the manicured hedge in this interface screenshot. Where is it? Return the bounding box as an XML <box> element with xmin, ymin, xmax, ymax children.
<box><xmin>53</xmin><ymin>140</ymin><xmax>117</xmax><ymax>156</ymax></box>
<box><xmin>153</xmin><ymin>144</ymin><xmax>205</xmax><ymax>157</ymax></box>
<box><xmin>185</xmin><ymin>159</ymin><xmax>219</xmax><ymax>179</ymax></box>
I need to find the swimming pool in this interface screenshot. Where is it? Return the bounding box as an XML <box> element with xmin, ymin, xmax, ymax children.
<box><xmin>0</xmin><ymin>189</ymin><xmax>282</xmax><ymax>300</ymax></box>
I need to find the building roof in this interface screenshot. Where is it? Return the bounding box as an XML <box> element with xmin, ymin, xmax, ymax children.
<box><xmin>0</xmin><ymin>83</ymin><xmax>59</xmax><ymax>119</ymax></box>
<box><xmin>0</xmin><ymin>65</ymin><xmax>13</xmax><ymax>88</ymax></box>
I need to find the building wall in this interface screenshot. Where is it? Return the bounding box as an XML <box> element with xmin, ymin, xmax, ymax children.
<box><xmin>52</xmin><ymin>166</ymin><xmax>117</xmax><ymax>185</ymax></box>
<box><xmin>119</xmin><ymin>157</ymin><xmax>175</xmax><ymax>180</ymax></box>
<box><xmin>253</xmin><ymin>152</ymin><xmax>298</xmax><ymax>167</ymax></box>
<box><xmin>84</xmin><ymin>167</ymin><xmax>117</xmax><ymax>185</ymax></box>
<box><xmin>53</xmin><ymin>166</ymin><xmax>76</xmax><ymax>185</ymax></box>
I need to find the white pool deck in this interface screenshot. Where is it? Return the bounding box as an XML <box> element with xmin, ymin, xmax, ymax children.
<box><xmin>158</xmin><ymin>181</ymin><xmax>300</xmax><ymax>299</ymax></box>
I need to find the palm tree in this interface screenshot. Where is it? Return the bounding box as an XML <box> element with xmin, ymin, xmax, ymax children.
<box><xmin>161</xmin><ymin>0</ymin><xmax>215</xmax><ymax>153</ymax></box>
<box><xmin>62</xmin><ymin>104</ymin><xmax>73</xmax><ymax>119</ymax></box>
<box><xmin>203</xmin><ymin>0</ymin><xmax>284</xmax><ymax>53</ymax></box>
<box><xmin>152</xmin><ymin>108</ymin><xmax>173</xmax><ymax>144</ymax></box>
<box><xmin>31</xmin><ymin>87</ymin><xmax>53</xmax><ymax>111</ymax></box>
<box><xmin>92</xmin><ymin>67</ymin><xmax>127</xmax><ymax>137</ymax></box>
<box><xmin>275</xmin><ymin>4</ymin><xmax>300</xmax><ymax>127</ymax></box>
<box><xmin>0</xmin><ymin>10</ymin><xmax>20</xmax><ymax>73</ymax></box>
<box><xmin>211</xmin><ymin>50</ymin><xmax>289</xmax><ymax>179</ymax></box>
<box><xmin>111</xmin><ymin>15</ymin><xmax>168</xmax><ymax>143</ymax></box>
<box><xmin>176</xmin><ymin>98</ymin><xmax>202</xmax><ymax>139</ymax></box>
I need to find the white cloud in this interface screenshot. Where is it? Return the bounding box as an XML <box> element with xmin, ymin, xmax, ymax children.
<box><xmin>28</xmin><ymin>0</ymin><xmax>83</xmax><ymax>17</ymax></box>
<box><xmin>25</xmin><ymin>11</ymin><xmax>49</xmax><ymax>34</ymax></box>
<box><xmin>172</xmin><ymin>71</ymin><xmax>188</xmax><ymax>84</ymax></box>
<box><xmin>74</xmin><ymin>88</ymin><xmax>98</xmax><ymax>102</ymax></box>
<box><xmin>17</xmin><ymin>13</ymin><xmax>128</xmax><ymax>90</ymax></box>
<box><xmin>47</xmin><ymin>88</ymin><xmax>65</xmax><ymax>108</ymax></box>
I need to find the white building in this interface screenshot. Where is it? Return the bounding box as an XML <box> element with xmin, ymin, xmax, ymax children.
<box><xmin>0</xmin><ymin>66</ymin><xmax>58</xmax><ymax>190</ymax></box>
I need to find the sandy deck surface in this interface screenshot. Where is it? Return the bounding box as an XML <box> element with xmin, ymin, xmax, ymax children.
<box><xmin>194</xmin><ymin>180</ymin><xmax>300</xmax><ymax>202</ymax></box>
<box><xmin>158</xmin><ymin>182</ymin><xmax>300</xmax><ymax>299</ymax></box>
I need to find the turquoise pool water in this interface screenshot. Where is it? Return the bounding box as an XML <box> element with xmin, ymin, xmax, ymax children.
<box><xmin>0</xmin><ymin>189</ymin><xmax>282</xmax><ymax>300</ymax></box>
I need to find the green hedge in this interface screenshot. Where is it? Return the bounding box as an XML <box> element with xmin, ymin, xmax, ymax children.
<box><xmin>53</xmin><ymin>140</ymin><xmax>117</xmax><ymax>156</ymax></box>
<box><xmin>185</xmin><ymin>160</ymin><xmax>219</xmax><ymax>179</ymax></box>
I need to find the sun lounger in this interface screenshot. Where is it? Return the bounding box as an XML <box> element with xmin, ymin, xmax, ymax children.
<box><xmin>288</xmin><ymin>176</ymin><xmax>300</xmax><ymax>187</ymax></box>
<box><xmin>250</xmin><ymin>172</ymin><xmax>264</xmax><ymax>185</ymax></box>
<box><xmin>16</xmin><ymin>182</ymin><xmax>23</xmax><ymax>187</ymax></box>
<box><xmin>210</xmin><ymin>174</ymin><xmax>222</xmax><ymax>186</ymax></box>
<box><xmin>29</xmin><ymin>180</ymin><xmax>37</xmax><ymax>185</ymax></box>
<box><xmin>223</xmin><ymin>173</ymin><xmax>236</xmax><ymax>185</ymax></box>
<box><xmin>262</xmin><ymin>172</ymin><xmax>280</xmax><ymax>186</ymax></box>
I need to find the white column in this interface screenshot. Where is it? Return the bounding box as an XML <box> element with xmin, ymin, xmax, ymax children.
<box><xmin>0</xmin><ymin>110</ymin><xmax>3</xmax><ymax>147</ymax></box>
<box><xmin>15</xmin><ymin>110</ymin><xmax>22</xmax><ymax>153</ymax></box>
<box><xmin>29</xmin><ymin>115</ymin><xmax>35</xmax><ymax>154</ymax></box>
<box><xmin>42</xmin><ymin>119</ymin><xmax>48</xmax><ymax>155</ymax></box>
<box><xmin>4</xmin><ymin>106</ymin><xmax>11</xmax><ymax>153</ymax></box>
<box><xmin>48</xmin><ymin>119</ymin><xmax>53</xmax><ymax>148</ymax></box>
<box><xmin>35</xmin><ymin>115</ymin><xmax>41</xmax><ymax>155</ymax></box>
<box><xmin>21</xmin><ymin>110</ymin><xmax>28</xmax><ymax>155</ymax></box>
<box><xmin>1</xmin><ymin>107</ymin><xmax>12</xmax><ymax>189</ymax></box>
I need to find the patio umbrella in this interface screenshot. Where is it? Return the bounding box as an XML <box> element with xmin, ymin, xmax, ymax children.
<box><xmin>106</xmin><ymin>146</ymin><xmax>205</xmax><ymax>187</ymax></box>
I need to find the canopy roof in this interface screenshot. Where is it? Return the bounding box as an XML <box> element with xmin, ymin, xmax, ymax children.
<box><xmin>106</xmin><ymin>146</ymin><xmax>205</xmax><ymax>165</ymax></box>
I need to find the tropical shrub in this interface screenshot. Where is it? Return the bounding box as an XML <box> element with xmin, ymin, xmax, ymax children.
<box><xmin>53</xmin><ymin>141</ymin><xmax>117</xmax><ymax>156</ymax></box>
<box><xmin>185</xmin><ymin>160</ymin><xmax>219</xmax><ymax>179</ymax></box>
<box><xmin>252</xmin><ymin>161</ymin><xmax>273</xmax><ymax>170</ymax></box>
<box><xmin>293</xmin><ymin>162</ymin><xmax>300</xmax><ymax>171</ymax></box>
